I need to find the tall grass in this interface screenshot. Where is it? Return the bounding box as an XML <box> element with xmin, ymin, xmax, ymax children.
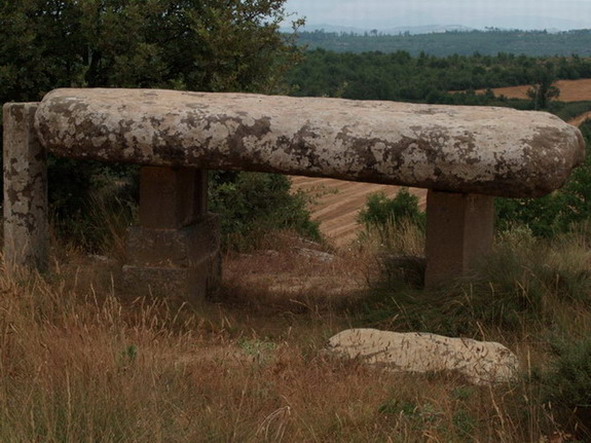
<box><xmin>0</xmin><ymin>234</ymin><xmax>579</xmax><ymax>441</ymax></box>
<box><xmin>3</xmin><ymin>196</ymin><xmax>591</xmax><ymax>440</ymax></box>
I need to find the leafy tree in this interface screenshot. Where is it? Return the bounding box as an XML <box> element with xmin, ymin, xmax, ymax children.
<box><xmin>526</xmin><ymin>62</ymin><xmax>560</xmax><ymax>110</ymax></box>
<box><xmin>0</xmin><ymin>0</ymin><xmax>300</xmax><ymax>102</ymax></box>
<box><xmin>0</xmin><ymin>0</ymin><xmax>305</xmax><ymax>249</ymax></box>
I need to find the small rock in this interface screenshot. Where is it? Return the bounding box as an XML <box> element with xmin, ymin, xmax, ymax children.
<box><xmin>88</xmin><ymin>254</ymin><xmax>108</xmax><ymax>262</ymax></box>
<box><xmin>327</xmin><ymin>328</ymin><xmax>519</xmax><ymax>385</ymax></box>
<box><xmin>296</xmin><ymin>247</ymin><xmax>335</xmax><ymax>262</ymax></box>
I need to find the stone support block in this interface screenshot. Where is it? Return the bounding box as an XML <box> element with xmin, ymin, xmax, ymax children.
<box><xmin>124</xmin><ymin>165</ymin><xmax>219</xmax><ymax>299</ymax></box>
<box><xmin>425</xmin><ymin>190</ymin><xmax>494</xmax><ymax>288</ymax></box>
<box><xmin>122</xmin><ymin>218</ymin><xmax>221</xmax><ymax>298</ymax></box>
<box><xmin>139</xmin><ymin>166</ymin><xmax>207</xmax><ymax>229</ymax></box>
<box><xmin>3</xmin><ymin>102</ymin><xmax>48</xmax><ymax>271</ymax></box>
<box><xmin>126</xmin><ymin>214</ymin><xmax>220</xmax><ymax>268</ymax></box>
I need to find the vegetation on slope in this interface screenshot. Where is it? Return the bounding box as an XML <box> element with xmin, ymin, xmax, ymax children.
<box><xmin>295</xmin><ymin>28</ymin><xmax>591</xmax><ymax>56</ymax></box>
<box><xmin>288</xmin><ymin>49</ymin><xmax>591</xmax><ymax>102</ymax></box>
<box><xmin>3</xmin><ymin>4</ymin><xmax>591</xmax><ymax>439</ymax></box>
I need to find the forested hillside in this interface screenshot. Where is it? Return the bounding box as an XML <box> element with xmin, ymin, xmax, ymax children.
<box><xmin>293</xmin><ymin>29</ymin><xmax>591</xmax><ymax>56</ymax></box>
<box><xmin>287</xmin><ymin>50</ymin><xmax>591</xmax><ymax>104</ymax></box>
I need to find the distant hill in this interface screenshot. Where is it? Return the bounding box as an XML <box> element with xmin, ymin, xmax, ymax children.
<box><xmin>289</xmin><ymin>24</ymin><xmax>473</xmax><ymax>36</ymax></box>
<box><xmin>290</xmin><ymin>29</ymin><xmax>591</xmax><ymax>57</ymax></box>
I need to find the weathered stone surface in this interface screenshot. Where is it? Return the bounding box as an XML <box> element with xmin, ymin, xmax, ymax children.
<box><xmin>327</xmin><ymin>328</ymin><xmax>519</xmax><ymax>385</ymax></box>
<box><xmin>122</xmin><ymin>260</ymin><xmax>211</xmax><ymax>299</ymax></box>
<box><xmin>35</xmin><ymin>88</ymin><xmax>585</xmax><ymax>198</ymax></box>
<box><xmin>123</xmin><ymin>213</ymin><xmax>221</xmax><ymax>299</ymax></box>
<box><xmin>3</xmin><ymin>102</ymin><xmax>48</xmax><ymax>271</ymax></box>
<box><xmin>139</xmin><ymin>166</ymin><xmax>207</xmax><ymax>229</ymax></box>
<box><xmin>425</xmin><ymin>191</ymin><xmax>495</xmax><ymax>287</ymax></box>
<box><xmin>126</xmin><ymin>214</ymin><xmax>220</xmax><ymax>268</ymax></box>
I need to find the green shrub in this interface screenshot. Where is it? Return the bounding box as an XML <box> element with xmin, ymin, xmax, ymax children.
<box><xmin>361</xmin><ymin>225</ymin><xmax>591</xmax><ymax>336</ymax></box>
<box><xmin>208</xmin><ymin>171</ymin><xmax>320</xmax><ymax>251</ymax></box>
<box><xmin>496</xmin><ymin>121</ymin><xmax>591</xmax><ymax>237</ymax></box>
<box><xmin>540</xmin><ymin>336</ymin><xmax>591</xmax><ymax>435</ymax></box>
<box><xmin>358</xmin><ymin>188</ymin><xmax>425</xmax><ymax>229</ymax></box>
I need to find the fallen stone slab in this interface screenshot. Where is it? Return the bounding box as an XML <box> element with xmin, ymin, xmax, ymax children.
<box><xmin>35</xmin><ymin>88</ymin><xmax>584</xmax><ymax>198</ymax></box>
<box><xmin>327</xmin><ymin>328</ymin><xmax>519</xmax><ymax>385</ymax></box>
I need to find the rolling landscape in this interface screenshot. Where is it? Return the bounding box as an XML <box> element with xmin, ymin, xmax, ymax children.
<box><xmin>295</xmin><ymin>28</ymin><xmax>591</xmax><ymax>56</ymax></box>
<box><xmin>3</xmin><ymin>2</ymin><xmax>591</xmax><ymax>441</ymax></box>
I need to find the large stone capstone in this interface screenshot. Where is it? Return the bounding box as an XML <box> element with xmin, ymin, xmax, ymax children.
<box><xmin>35</xmin><ymin>88</ymin><xmax>585</xmax><ymax>198</ymax></box>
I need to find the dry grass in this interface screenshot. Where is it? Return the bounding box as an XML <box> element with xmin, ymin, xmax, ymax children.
<box><xmin>0</xmin><ymin>229</ymin><xmax>581</xmax><ymax>442</ymax></box>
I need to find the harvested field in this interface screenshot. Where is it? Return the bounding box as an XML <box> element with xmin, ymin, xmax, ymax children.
<box><xmin>290</xmin><ymin>177</ymin><xmax>426</xmax><ymax>246</ymax></box>
<box><xmin>475</xmin><ymin>78</ymin><xmax>591</xmax><ymax>102</ymax></box>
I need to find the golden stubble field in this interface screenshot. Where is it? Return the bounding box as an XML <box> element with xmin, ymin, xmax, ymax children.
<box><xmin>476</xmin><ymin>78</ymin><xmax>591</xmax><ymax>102</ymax></box>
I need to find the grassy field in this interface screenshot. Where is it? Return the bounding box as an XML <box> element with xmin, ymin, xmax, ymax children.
<box><xmin>1</xmin><ymin>223</ymin><xmax>590</xmax><ymax>441</ymax></box>
<box><xmin>2</xmin><ymin>111</ymin><xmax>591</xmax><ymax>443</ymax></box>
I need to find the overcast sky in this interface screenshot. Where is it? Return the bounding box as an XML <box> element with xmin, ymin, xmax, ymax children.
<box><xmin>284</xmin><ymin>0</ymin><xmax>591</xmax><ymax>31</ymax></box>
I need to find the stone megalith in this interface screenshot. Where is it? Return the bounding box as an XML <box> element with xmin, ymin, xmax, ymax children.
<box><xmin>2</xmin><ymin>88</ymin><xmax>586</xmax><ymax>292</ymax></box>
<box><xmin>35</xmin><ymin>88</ymin><xmax>584</xmax><ymax>198</ymax></box>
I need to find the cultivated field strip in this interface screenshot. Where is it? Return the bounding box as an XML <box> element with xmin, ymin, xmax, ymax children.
<box><xmin>290</xmin><ymin>176</ymin><xmax>427</xmax><ymax>246</ymax></box>
<box><xmin>476</xmin><ymin>78</ymin><xmax>591</xmax><ymax>102</ymax></box>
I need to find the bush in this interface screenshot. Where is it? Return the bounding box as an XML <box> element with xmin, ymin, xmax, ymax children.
<box><xmin>361</xmin><ymin>225</ymin><xmax>591</xmax><ymax>336</ymax></box>
<box><xmin>540</xmin><ymin>336</ymin><xmax>591</xmax><ymax>436</ymax></box>
<box><xmin>496</xmin><ymin>120</ymin><xmax>591</xmax><ymax>237</ymax></box>
<box><xmin>208</xmin><ymin>171</ymin><xmax>320</xmax><ymax>251</ymax></box>
<box><xmin>358</xmin><ymin>188</ymin><xmax>425</xmax><ymax>229</ymax></box>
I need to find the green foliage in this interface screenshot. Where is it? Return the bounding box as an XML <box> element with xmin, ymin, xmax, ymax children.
<box><xmin>295</xmin><ymin>29</ymin><xmax>591</xmax><ymax>57</ymax></box>
<box><xmin>550</xmin><ymin>100</ymin><xmax>591</xmax><ymax>121</ymax></box>
<box><xmin>526</xmin><ymin>62</ymin><xmax>560</xmax><ymax>110</ymax></box>
<box><xmin>208</xmin><ymin>171</ymin><xmax>320</xmax><ymax>250</ymax></box>
<box><xmin>238</xmin><ymin>338</ymin><xmax>277</xmax><ymax>365</ymax></box>
<box><xmin>358</xmin><ymin>188</ymin><xmax>425</xmax><ymax>228</ymax></box>
<box><xmin>0</xmin><ymin>0</ymin><xmax>304</xmax><ymax>249</ymax></box>
<box><xmin>452</xmin><ymin>409</ymin><xmax>477</xmax><ymax>438</ymax></box>
<box><xmin>378</xmin><ymin>398</ymin><xmax>418</xmax><ymax>415</ymax></box>
<box><xmin>0</xmin><ymin>0</ymin><xmax>299</xmax><ymax>102</ymax></box>
<box><xmin>362</xmin><ymin>225</ymin><xmax>591</xmax><ymax>336</ymax></box>
<box><xmin>540</xmin><ymin>336</ymin><xmax>591</xmax><ymax>434</ymax></box>
<box><xmin>497</xmin><ymin>121</ymin><xmax>591</xmax><ymax>237</ymax></box>
<box><xmin>288</xmin><ymin>49</ymin><xmax>591</xmax><ymax>104</ymax></box>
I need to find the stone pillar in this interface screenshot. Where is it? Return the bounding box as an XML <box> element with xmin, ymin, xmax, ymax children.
<box><xmin>3</xmin><ymin>103</ymin><xmax>49</xmax><ymax>272</ymax></box>
<box><xmin>122</xmin><ymin>166</ymin><xmax>221</xmax><ymax>299</ymax></box>
<box><xmin>424</xmin><ymin>190</ymin><xmax>494</xmax><ymax>288</ymax></box>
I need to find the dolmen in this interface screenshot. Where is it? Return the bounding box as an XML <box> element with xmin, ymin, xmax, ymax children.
<box><xmin>3</xmin><ymin>88</ymin><xmax>585</xmax><ymax>296</ymax></box>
